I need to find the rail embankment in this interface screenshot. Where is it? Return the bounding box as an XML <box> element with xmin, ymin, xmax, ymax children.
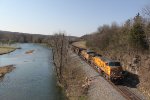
<box><xmin>52</xmin><ymin>34</ymin><xmax>86</xmax><ymax>99</ymax></box>
<box><xmin>72</xmin><ymin>41</ymin><xmax>87</xmax><ymax>49</ymax></box>
<box><xmin>53</xmin><ymin>49</ymin><xmax>126</xmax><ymax>100</ymax></box>
<box><xmin>61</xmin><ymin>50</ymin><xmax>88</xmax><ymax>100</ymax></box>
<box><xmin>53</xmin><ymin>46</ymin><xmax>88</xmax><ymax>99</ymax></box>
<box><xmin>69</xmin><ymin>51</ymin><xmax>126</xmax><ymax>100</ymax></box>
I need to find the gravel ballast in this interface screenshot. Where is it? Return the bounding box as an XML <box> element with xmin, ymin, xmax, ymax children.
<box><xmin>70</xmin><ymin>52</ymin><xmax>126</xmax><ymax>100</ymax></box>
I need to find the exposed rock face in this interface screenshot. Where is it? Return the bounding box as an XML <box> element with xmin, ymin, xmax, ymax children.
<box><xmin>126</xmin><ymin>55</ymin><xmax>141</xmax><ymax>74</ymax></box>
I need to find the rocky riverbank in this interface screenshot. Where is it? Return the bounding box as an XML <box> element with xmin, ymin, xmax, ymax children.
<box><xmin>0</xmin><ymin>65</ymin><xmax>16</xmax><ymax>78</ymax></box>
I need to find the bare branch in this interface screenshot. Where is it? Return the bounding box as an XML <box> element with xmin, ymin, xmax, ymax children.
<box><xmin>142</xmin><ymin>5</ymin><xmax>150</xmax><ymax>17</ymax></box>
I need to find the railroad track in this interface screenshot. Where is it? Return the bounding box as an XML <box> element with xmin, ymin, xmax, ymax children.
<box><xmin>117</xmin><ymin>85</ymin><xmax>142</xmax><ymax>100</ymax></box>
<box><xmin>75</xmin><ymin>52</ymin><xmax>142</xmax><ymax>100</ymax></box>
<box><xmin>108</xmin><ymin>80</ymin><xmax>142</xmax><ymax>100</ymax></box>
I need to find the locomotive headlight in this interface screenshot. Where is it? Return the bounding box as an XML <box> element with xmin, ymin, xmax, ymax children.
<box><xmin>120</xmin><ymin>71</ymin><xmax>124</xmax><ymax>75</ymax></box>
<box><xmin>111</xmin><ymin>71</ymin><xmax>115</xmax><ymax>76</ymax></box>
<box><xmin>120</xmin><ymin>71</ymin><xmax>127</xmax><ymax>76</ymax></box>
<box><xmin>120</xmin><ymin>71</ymin><xmax>122</xmax><ymax>75</ymax></box>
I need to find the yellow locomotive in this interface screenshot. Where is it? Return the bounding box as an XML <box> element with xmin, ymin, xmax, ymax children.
<box><xmin>80</xmin><ymin>49</ymin><xmax>95</xmax><ymax>61</ymax></box>
<box><xmin>71</xmin><ymin>45</ymin><xmax>125</xmax><ymax>82</ymax></box>
<box><xmin>91</xmin><ymin>56</ymin><xmax>124</xmax><ymax>81</ymax></box>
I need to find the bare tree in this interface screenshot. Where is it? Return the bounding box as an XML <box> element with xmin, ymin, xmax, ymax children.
<box><xmin>52</xmin><ymin>33</ymin><xmax>69</xmax><ymax>84</ymax></box>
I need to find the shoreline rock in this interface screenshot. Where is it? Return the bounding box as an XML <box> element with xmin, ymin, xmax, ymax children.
<box><xmin>25</xmin><ymin>50</ymin><xmax>34</xmax><ymax>54</ymax></box>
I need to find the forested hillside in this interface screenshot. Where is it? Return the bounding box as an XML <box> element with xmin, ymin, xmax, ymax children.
<box><xmin>82</xmin><ymin>8</ymin><xmax>150</xmax><ymax>97</ymax></box>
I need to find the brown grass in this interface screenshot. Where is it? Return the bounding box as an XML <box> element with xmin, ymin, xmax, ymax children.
<box><xmin>72</xmin><ymin>41</ymin><xmax>87</xmax><ymax>49</ymax></box>
<box><xmin>62</xmin><ymin>53</ymin><xmax>88</xmax><ymax>100</ymax></box>
<box><xmin>0</xmin><ymin>47</ymin><xmax>16</xmax><ymax>55</ymax></box>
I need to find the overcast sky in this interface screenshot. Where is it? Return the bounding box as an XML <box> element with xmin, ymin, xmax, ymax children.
<box><xmin>0</xmin><ymin>0</ymin><xmax>149</xmax><ymax>36</ymax></box>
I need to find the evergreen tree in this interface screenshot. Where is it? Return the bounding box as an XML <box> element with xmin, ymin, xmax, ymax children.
<box><xmin>129</xmin><ymin>13</ymin><xmax>149</xmax><ymax>51</ymax></box>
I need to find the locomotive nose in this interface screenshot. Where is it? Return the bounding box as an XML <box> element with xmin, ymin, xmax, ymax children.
<box><xmin>111</xmin><ymin>67</ymin><xmax>124</xmax><ymax>77</ymax></box>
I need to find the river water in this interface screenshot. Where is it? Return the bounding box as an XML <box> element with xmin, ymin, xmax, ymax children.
<box><xmin>0</xmin><ymin>44</ymin><xmax>65</xmax><ymax>100</ymax></box>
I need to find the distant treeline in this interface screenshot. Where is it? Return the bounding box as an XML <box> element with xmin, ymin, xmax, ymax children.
<box><xmin>0</xmin><ymin>30</ymin><xmax>53</xmax><ymax>44</ymax></box>
<box><xmin>0</xmin><ymin>30</ymin><xmax>77</xmax><ymax>46</ymax></box>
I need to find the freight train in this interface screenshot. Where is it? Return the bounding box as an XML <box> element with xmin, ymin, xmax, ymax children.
<box><xmin>71</xmin><ymin>45</ymin><xmax>126</xmax><ymax>83</ymax></box>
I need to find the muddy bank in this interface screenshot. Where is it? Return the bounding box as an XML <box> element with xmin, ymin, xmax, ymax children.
<box><xmin>0</xmin><ymin>65</ymin><xmax>16</xmax><ymax>78</ymax></box>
